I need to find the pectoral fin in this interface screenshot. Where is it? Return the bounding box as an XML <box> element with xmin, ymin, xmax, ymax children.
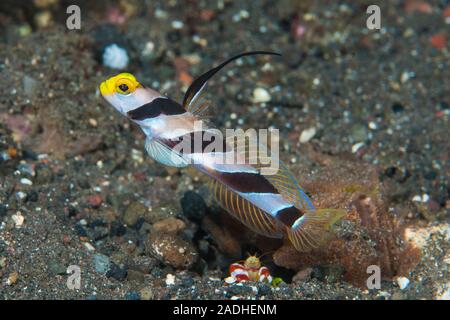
<box><xmin>145</xmin><ymin>137</ymin><xmax>189</xmax><ymax>168</ymax></box>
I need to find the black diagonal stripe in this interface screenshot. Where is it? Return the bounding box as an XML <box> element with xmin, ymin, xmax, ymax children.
<box><xmin>275</xmin><ymin>206</ymin><xmax>304</xmax><ymax>227</ymax></box>
<box><xmin>127</xmin><ymin>97</ymin><xmax>186</xmax><ymax>120</ymax></box>
<box><xmin>218</xmin><ymin>172</ymin><xmax>278</xmax><ymax>194</ymax></box>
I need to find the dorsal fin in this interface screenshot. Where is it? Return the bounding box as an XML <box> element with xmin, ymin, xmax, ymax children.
<box><xmin>182</xmin><ymin>51</ymin><xmax>282</xmax><ymax>114</ymax></box>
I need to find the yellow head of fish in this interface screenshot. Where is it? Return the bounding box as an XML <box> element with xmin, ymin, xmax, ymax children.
<box><xmin>100</xmin><ymin>73</ymin><xmax>161</xmax><ymax>116</ymax></box>
<box><xmin>100</xmin><ymin>73</ymin><xmax>140</xmax><ymax>96</ymax></box>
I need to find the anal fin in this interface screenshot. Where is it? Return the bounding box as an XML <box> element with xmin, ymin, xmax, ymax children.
<box><xmin>209</xmin><ymin>178</ymin><xmax>284</xmax><ymax>238</ymax></box>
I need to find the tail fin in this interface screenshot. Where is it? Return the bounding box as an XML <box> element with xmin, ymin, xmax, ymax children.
<box><xmin>287</xmin><ymin>209</ymin><xmax>346</xmax><ymax>252</ymax></box>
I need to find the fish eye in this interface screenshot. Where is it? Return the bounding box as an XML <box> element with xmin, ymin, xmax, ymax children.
<box><xmin>116</xmin><ymin>80</ymin><xmax>133</xmax><ymax>95</ymax></box>
<box><xmin>116</xmin><ymin>80</ymin><xmax>132</xmax><ymax>94</ymax></box>
<box><xmin>114</xmin><ymin>75</ymin><xmax>140</xmax><ymax>95</ymax></box>
<box><xmin>118</xmin><ymin>84</ymin><xmax>128</xmax><ymax>92</ymax></box>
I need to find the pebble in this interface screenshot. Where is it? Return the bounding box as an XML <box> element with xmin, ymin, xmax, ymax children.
<box><xmin>106</xmin><ymin>263</ymin><xmax>127</xmax><ymax>281</ymax></box>
<box><xmin>88</xmin><ymin>118</ymin><xmax>98</xmax><ymax>127</ymax></box>
<box><xmin>292</xmin><ymin>268</ymin><xmax>313</xmax><ymax>283</ymax></box>
<box><xmin>0</xmin><ymin>256</ymin><xmax>7</xmax><ymax>269</ymax></box>
<box><xmin>35</xmin><ymin>10</ymin><xmax>53</xmax><ymax>28</ymax></box>
<box><xmin>131</xmin><ymin>148</ymin><xmax>144</xmax><ymax>163</ymax></box>
<box><xmin>141</xmin><ymin>41</ymin><xmax>155</xmax><ymax>56</ymax></box>
<box><xmin>83</xmin><ymin>242</ymin><xmax>96</xmax><ymax>252</ymax></box>
<box><xmin>412</xmin><ymin>194</ymin><xmax>429</xmax><ymax>203</ymax></box>
<box><xmin>351</xmin><ymin>142</ymin><xmax>365</xmax><ymax>153</ymax></box>
<box><xmin>400</xmin><ymin>71</ymin><xmax>414</xmax><ymax>83</ymax></box>
<box><xmin>124</xmin><ymin>291</ymin><xmax>141</xmax><ymax>300</ymax></box>
<box><xmin>368</xmin><ymin>121</ymin><xmax>378</xmax><ymax>130</ymax></box>
<box><xmin>110</xmin><ymin>220</ymin><xmax>127</xmax><ymax>237</ymax></box>
<box><xmin>15</xmin><ymin>191</ymin><xmax>27</xmax><ymax>202</ymax></box>
<box><xmin>140</xmin><ymin>287</ymin><xmax>154</xmax><ymax>300</ymax></box>
<box><xmin>126</xmin><ymin>269</ymin><xmax>145</xmax><ymax>282</ymax></box>
<box><xmin>12</xmin><ymin>212</ymin><xmax>24</xmax><ymax>228</ymax></box>
<box><xmin>93</xmin><ymin>253</ymin><xmax>111</xmax><ymax>274</ymax></box>
<box><xmin>396</xmin><ymin>277</ymin><xmax>410</xmax><ymax>290</ymax></box>
<box><xmin>18</xmin><ymin>25</ymin><xmax>32</xmax><ymax>37</ymax></box>
<box><xmin>123</xmin><ymin>201</ymin><xmax>147</xmax><ymax>227</ymax></box>
<box><xmin>429</xmin><ymin>33</ymin><xmax>447</xmax><ymax>50</ymax></box>
<box><xmin>17</xmin><ymin>163</ymin><xmax>35</xmax><ymax>176</ymax></box>
<box><xmin>165</xmin><ymin>273</ymin><xmax>176</xmax><ymax>286</ymax></box>
<box><xmin>252</xmin><ymin>87</ymin><xmax>271</xmax><ymax>103</ymax></box>
<box><xmin>48</xmin><ymin>260</ymin><xmax>67</xmax><ymax>276</ymax></box>
<box><xmin>75</xmin><ymin>224</ymin><xmax>88</xmax><ymax>237</ymax></box>
<box><xmin>7</xmin><ymin>271</ymin><xmax>19</xmax><ymax>286</ymax></box>
<box><xmin>146</xmin><ymin>233</ymin><xmax>197</xmax><ymax>269</ymax></box>
<box><xmin>20</xmin><ymin>178</ymin><xmax>33</xmax><ymax>185</ymax></box>
<box><xmin>299</xmin><ymin>127</ymin><xmax>317</xmax><ymax>143</ymax></box>
<box><xmin>89</xmin><ymin>226</ymin><xmax>109</xmax><ymax>241</ymax></box>
<box><xmin>171</xmin><ymin>20</ymin><xmax>184</xmax><ymax>29</ymax></box>
<box><xmin>180</xmin><ymin>191</ymin><xmax>206</xmax><ymax>221</ymax></box>
<box><xmin>144</xmin><ymin>204</ymin><xmax>177</xmax><ymax>224</ymax></box>
<box><xmin>102</xmin><ymin>43</ymin><xmax>129</xmax><ymax>70</ymax></box>
<box><xmin>152</xmin><ymin>217</ymin><xmax>186</xmax><ymax>234</ymax></box>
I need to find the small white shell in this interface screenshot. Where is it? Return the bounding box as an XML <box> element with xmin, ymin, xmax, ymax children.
<box><xmin>396</xmin><ymin>277</ymin><xmax>410</xmax><ymax>290</ymax></box>
<box><xmin>252</xmin><ymin>87</ymin><xmax>271</xmax><ymax>103</ymax></box>
<box><xmin>165</xmin><ymin>273</ymin><xmax>176</xmax><ymax>286</ymax></box>
<box><xmin>102</xmin><ymin>43</ymin><xmax>129</xmax><ymax>70</ymax></box>
<box><xmin>299</xmin><ymin>127</ymin><xmax>317</xmax><ymax>143</ymax></box>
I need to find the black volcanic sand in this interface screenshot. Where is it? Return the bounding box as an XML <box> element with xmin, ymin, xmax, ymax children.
<box><xmin>0</xmin><ymin>0</ymin><xmax>448</xmax><ymax>299</ymax></box>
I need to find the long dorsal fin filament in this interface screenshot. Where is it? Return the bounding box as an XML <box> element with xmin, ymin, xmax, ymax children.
<box><xmin>183</xmin><ymin>51</ymin><xmax>282</xmax><ymax>113</ymax></box>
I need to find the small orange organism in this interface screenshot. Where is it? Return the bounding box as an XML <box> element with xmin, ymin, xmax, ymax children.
<box><xmin>225</xmin><ymin>254</ymin><xmax>272</xmax><ymax>284</ymax></box>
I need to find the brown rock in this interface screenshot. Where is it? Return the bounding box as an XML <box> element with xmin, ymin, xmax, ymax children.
<box><xmin>292</xmin><ymin>268</ymin><xmax>313</xmax><ymax>283</ymax></box>
<box><xmin>153</xmin><ymin>217</ymin><xmax>186</xmax><ymax>234</ymax></box>
<box><xmin>144</xmin><ymin>203</ymin><xmax>177</xmax><ymax>224</ymax></box>
<box><xmin>123</xmin><ymin>201</ymin><xmax>147</xmax><ymax>226</ymax></box>
<box><xmin>145</xmin><ymin>233</ymin><xmax>197</xmax><ymax>269</ymax></box>
<box><xmin>126</xmin><ymin>269</ymin><xmax>145</xmax><ymax>283</ymax></box>
<box><xmin>7</xmin><ymin>271</ymin><xmax>19</xmax><ymax>286</ymax></box>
